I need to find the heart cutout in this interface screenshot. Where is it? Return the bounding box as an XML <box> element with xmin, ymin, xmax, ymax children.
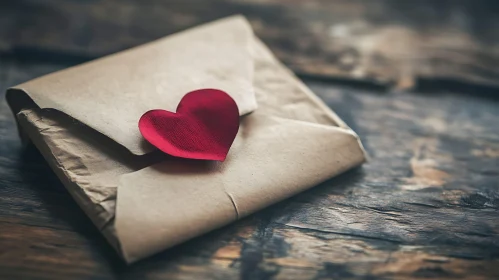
<box><xmin>139</xmin><ymin>89</ymin><xmax>240</xmax><ymax>161</ymax></box>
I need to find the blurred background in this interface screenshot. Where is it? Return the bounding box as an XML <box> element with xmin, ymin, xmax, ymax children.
<box><xmin>2</xmin><ymin>0</ymin><xmax>499</xmax><ymax>90</ymax></box>
<box><xmin>1</xmin><ymin>1</ymin><xmax>499</xmax><ymax>279</ymax></box>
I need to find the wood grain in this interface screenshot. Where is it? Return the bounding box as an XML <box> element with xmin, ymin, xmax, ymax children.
<box><xmin>1</xmin><ymin>52</ymin><xmax>499</xmax><ymax>279</ymax></box>
<box><xmin>2</xmin><ymin>0</ymin><xmax>499</xmax><ymax>88</ymax></box>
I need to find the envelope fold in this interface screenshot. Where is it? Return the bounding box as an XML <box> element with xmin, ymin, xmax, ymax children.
<box><xmin>7</xmin><ymin>15</ymin><xmax>257</xmax><ymax>156</ymax></box>
<box><xmin>7</xmin><ymin>15</ymin><xmax>367</xmax><ymax>264</ymax></box>
<box><xmin>115</xmin><ymin>114</ymin><xmax>365</xmax><ymax>263</ymax></box>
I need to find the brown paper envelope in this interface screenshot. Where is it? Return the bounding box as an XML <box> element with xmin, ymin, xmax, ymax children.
<box><xmin>8</xmin><ymin>16</ymin><xmax>258</xmax><ymax>155</ymax></box>
<box><xmin>7</xmin><ymin>16</ymin><xmax>367</xmax><ymax>263</ymax></box>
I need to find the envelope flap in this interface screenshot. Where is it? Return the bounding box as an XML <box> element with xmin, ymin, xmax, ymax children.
<box><xmin>7</xmin><ymin>16</ymin><xmax>257</xmax><ymax>155</ymax></box>
<box><xmin>115</xmin><ymin>114</ymin><xmax>366</xmax><ymax>263</ymax></box>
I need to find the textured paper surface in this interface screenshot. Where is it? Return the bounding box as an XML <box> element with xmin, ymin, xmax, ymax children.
<box><xmin>10</xmin><ymin>17</ymin><xmax>257</xmax><ymax>155</ymax></box>
<box><xmin>7</xmin><ymin>16</ymin><xmax>366</xmax><ymax>263</ymax></box>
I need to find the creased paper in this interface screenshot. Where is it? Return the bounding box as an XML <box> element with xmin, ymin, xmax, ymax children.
<box><xmin>8</xmin><ymin>16</ymin><xmax>366</xmax><ymax>263</ymax></box>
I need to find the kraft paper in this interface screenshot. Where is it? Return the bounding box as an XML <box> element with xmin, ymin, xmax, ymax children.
<box><xmin>7</xmin><ymin>16</ymin><xmax>366</xmax><ymax>263</ymax></box>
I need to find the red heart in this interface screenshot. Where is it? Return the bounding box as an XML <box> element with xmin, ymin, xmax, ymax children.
<box><xmin>139</xmin><ymin>89</ymin><xmax>240</xmax><ymax>161</ymax></box>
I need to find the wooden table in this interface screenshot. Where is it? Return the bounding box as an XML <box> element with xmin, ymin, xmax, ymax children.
<box><xmin>1</xmin><ymin>1</ymin><xmax>499</xmax><ymax>279</ymax></box>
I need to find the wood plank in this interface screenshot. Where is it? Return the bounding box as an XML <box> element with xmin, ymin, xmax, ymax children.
<box><xmin>2</xmin><ymin>0</ymin><xmax>499</xmax><ymax>88</ymax></box>
<box><xmin>1</xmin><ymin>56</ymin><xmax>498</xmax><ymax>279</ymax></box>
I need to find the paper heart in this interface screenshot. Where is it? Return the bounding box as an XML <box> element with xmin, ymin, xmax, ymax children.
<box><xmin>139</xmin><ymin>89</ymin><xmax>240</xmax><ymax>161</ymax></box>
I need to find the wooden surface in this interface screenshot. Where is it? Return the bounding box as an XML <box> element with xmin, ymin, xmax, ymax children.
<box><xmin>2</xmin><ymin>57</ymin><xmax>499</xmax><ymax>280</ymax></box>
<box><xmin>2</xmin><ymin>0</ymin><xmax>499</xmax><ymax>88</ymax></box>
<box><xmin>1</xmin><ymin>1</ymin><xmax>499</xmax><ymax>280</ymax></box>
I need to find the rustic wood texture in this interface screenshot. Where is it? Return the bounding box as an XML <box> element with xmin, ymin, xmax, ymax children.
<box><xmin>2</xmin><ymin>0</ymin><xmax>499</xmax><ymax>88</ymax></box>
<box><xmin>1</xmin><ymin>1</ymin><xmax>499</xmax><ymax>279</ymax></box>
<box><xmin>1</xmin><ymin>54</ymin><xmax>499</xmax><ymax>279</ymax></box>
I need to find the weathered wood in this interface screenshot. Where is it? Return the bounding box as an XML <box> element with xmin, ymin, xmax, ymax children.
<box><xmin>1</xmin><ymin>53</ymin><xmax>498</xmax><ymax>279</ymax></box>
<box><xmin>1</xmin><ymin>1</ymin><xmax>499</xmax><ymax>278</ymax></box>
<box><xmin>2</xmin><ymin>0</ymin><xmax>499</xmax><ymax>88</ymax></box>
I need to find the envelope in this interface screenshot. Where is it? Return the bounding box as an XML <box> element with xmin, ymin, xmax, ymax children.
<box><xmin>6</xmin><ymin>16</ymin><xmax>366</xmax><ymax>263</ymax></box>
